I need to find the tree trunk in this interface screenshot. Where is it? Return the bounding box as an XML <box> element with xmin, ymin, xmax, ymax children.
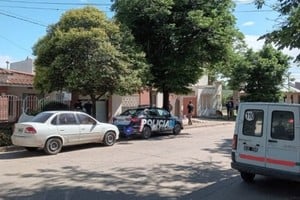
<box><xmin>90</xmin><ymin>94</ymin><xmax>97</xmax><ymax>118</ymax></box>
<box><xmin>163</xmin><ymin>90</ymin><xmax>170</xmax><ymax>111</ymax></box>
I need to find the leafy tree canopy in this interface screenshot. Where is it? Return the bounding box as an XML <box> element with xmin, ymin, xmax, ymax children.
<box><xmin>33</xmin><ymin>6</ymin><xmax>149</xmax><ymax>115</ymax></box>
<box><xmin>112</xmin><ymin>0</ymin><xmax>240</xmax><ymax>109</ymax></box>
<box><xmin>255</xmin><ymin>0</ymin><xmax>300</xmax><ymax>62</ymax></box>
<box><xmin>228</xmin><ymin>44</ymin><xmax>291</xmax><ymax>102</ymax></box>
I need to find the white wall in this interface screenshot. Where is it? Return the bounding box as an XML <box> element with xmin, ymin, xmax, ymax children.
<box><xmin>111</xmin><ymin>95</ymin><xmax>122</xmax><ymax>117</ymax></box>
<box><xmin>10</xmin><ymin>58</ymin><xmax>34</xmax><ymax>74</ymax></box>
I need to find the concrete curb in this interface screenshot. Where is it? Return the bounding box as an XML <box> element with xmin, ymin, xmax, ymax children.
<box><xmin>0</xmin><ymin>145</ymin><xmax>24</xmax><ymax>152</ymax></box>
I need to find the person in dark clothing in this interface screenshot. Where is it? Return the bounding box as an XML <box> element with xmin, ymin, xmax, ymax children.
<box><xmin>226</xmin><ymin>98</ymin><xmax>234</xmax><ymax>119</ymax></box>
<box><xmin>187</xmin><ymin>100</ymin><xmax>194</xmax><ymax>125</ymax></box>
<box><xmin>74</xmin><ymin>100</ymin><xmax>83</xmax><ymax>111</ymax></box>
<box><xmin>84</xmin><ymin>100</ymin><xmax>92</xmax><ymax>115</ymax></box>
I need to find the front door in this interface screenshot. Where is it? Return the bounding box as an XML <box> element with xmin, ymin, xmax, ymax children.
<box><xmin>56</xmin><ymin>113</ymin><xmax>80</xmax><ymax>144</ymax></box>
<box><xmin>235</xmin><ymin>105</ymin><xmax>267</xmax><ymax>168</ymax></box>
<box><xmin>76</xmin><ymin>113</ymin><xmax>101</xmax><ymax>143</ymax></box>
<box><xmin>266</xmin><ymin>107</ymin><xmax>299</xmax><ymax>173</ymax></box>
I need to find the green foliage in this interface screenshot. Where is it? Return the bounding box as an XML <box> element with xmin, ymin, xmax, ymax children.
<box><xmin>112</xmin><ymin>0</ymin><xmax>240</xmax><ymax>109</ymax></box>
<box><xmin>33</xmin><ymin>6</ymin><xmax>149</xmax><ymax>116</ymax></box>
<box><xmin>255</xmin><ymin>0</ymin><xmax>300</xmax><ymax>62</ymax></box>
<box><xmin>228</xmin><ymin>45</ymin><xmax>291</xmax><ymax>102</ymax></box>
<box><xmin>41</xmin><ymin>101</ymin><xmax>69</xmax><ymax>111</ymax></box>
<box><xmin>0</xmin><ymin>123</ymin><xmax>13</xmax><ymax>147</ymax></box>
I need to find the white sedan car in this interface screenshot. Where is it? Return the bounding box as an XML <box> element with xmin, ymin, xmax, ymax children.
<box><xmin>11</xmin><ymin>111</ymin><xmax>119</xmax><ymax>155</ymax></box>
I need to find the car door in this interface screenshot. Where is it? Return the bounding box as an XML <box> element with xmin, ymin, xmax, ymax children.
<box><xmin>265</xmin><ymin>106</ymin><xmax>299</xmax><ymax>173</ymax></box>
<box><xmin>156</xmin><ymin>108</ymin><xmax>174</xmax><ymax>133</ymax></box>
<box><xmin>235</xmin><ymin>104</ymin><xmax>267</xmax><ymax>168</ymax></box>
<box><xmin>77</xmin><ymin>113</ymin><xmax>104</xmax><ymax>143</ymax></box>
<box><xmin>55</xmin><ymin>113</ymin><xmax>80</xmax><ymax>144</ymax></box>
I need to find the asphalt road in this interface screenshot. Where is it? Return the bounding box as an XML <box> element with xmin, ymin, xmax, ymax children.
<box><xmin>1</xmin><ymin>123</ymin><xmax>300</xmax><ymax>200</ymax></box>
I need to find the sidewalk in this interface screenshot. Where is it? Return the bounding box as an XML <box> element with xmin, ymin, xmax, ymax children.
<box><xmin>182</xmin><ymin>117</ymin><xmax>235</xmax><ymax>129</ymax></box>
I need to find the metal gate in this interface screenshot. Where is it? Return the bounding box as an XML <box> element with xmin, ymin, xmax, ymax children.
<box><xmin>0</xmin><ymin>95</ymin><xmax>71</xmax><ymax>123</ymax></box>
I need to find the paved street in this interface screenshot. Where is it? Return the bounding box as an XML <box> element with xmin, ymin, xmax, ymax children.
<box><xmin>1</xmin><ymin>122</ymin><xmax>300</xmax><ymax>200</ymax></box>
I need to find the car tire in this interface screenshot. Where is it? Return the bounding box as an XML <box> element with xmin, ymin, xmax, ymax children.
<box><xmin>103</xmin><ymin>131</ymin><xmax>116</xmax><ymax>146</ymax></box>
<box><xmin>25</xmin><ymin>147</ymin><xmax>38</xmax><ymax>152</ymax></box>
<box><xmin>173</xmin><ymin>124</ymin><xmax>181</xmax><ymax>135</ymax></box>
<box><xmin>44</xmin><ymin>137</ymin><xmax>62</xmax><ymax>155</ymax></box>
<box><xmin>240</xmin><ymin>172</ymin><xmax>255</xmax><ymax>183</ymax></box>
<box><xmin>142</xmin><ymin>126</ymin><xmax>151</xmax><ymax>139</ymax></box>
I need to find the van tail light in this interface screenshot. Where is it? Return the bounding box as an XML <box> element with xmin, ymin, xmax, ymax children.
<box><xmin>24</xmin><ymin>126</ymin><xmax>37</xmax><ymax>134</ymax></box>
<box><xmin>232</xmin><ymin>135</ymin><xmax>237</xmax><ymax>150</ymax></box>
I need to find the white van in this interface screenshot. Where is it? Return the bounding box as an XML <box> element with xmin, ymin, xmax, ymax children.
<box><xmin>231</xmin><ymin>102</ymin><xmax>300</xmax><ymax>182</ymax></box>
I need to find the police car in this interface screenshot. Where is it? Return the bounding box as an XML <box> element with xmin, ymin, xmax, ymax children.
<box><xmin>112</xmin><ymin>106</ymin><xmax>183</xmax><ymax>139</ymax></box>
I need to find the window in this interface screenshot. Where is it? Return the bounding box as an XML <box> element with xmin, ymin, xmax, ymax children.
<box><xmin>32</xmin><ymin>112</ymin><xmax>54</xmax><ymax>123</ymax></box>
<box><xmin>243</xmin><ymin>109</ymin><xmax>264</xmax><ymax>137</ymax></box>
<box><xmin>157</xmin><ymin>109</ymin><xmax>170</xmax><ymax>117</ymax></box>
<box><xmin>77</xmin><ymin>113</ymin><xmax>96</xmax><ymax>124</ymax></box>
<box><xmin>58</xmin><ymin>113</ymin><xmax>77</xmax><ymax>125</ymax></box>
<box><xmin>271</xmin><ymin>111</ymin><xmax>294</xmax><ymax>140</ymax></box>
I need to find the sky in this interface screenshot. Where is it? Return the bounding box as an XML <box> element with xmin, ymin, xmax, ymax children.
<box><xmin>0</xmin><ymin>0</ymin><xmax>299</xmax><ymax>78</ymax></box>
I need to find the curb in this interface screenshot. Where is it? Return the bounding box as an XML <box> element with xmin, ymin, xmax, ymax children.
<box><xmin>0</xmin><ymin>145</ymin><xmax>24</xmax><ymax>152</ymax></box>
<box><xmin>183</xmin><ymin>121</ymin><xmax>234</xmax><ymax>129</ymax></box>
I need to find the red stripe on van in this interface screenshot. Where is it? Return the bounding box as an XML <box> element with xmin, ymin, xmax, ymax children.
<box><xmin>239</xmin><ymin>154</ymin><xmax>265</xmax><ymax>162</ymax></box>
<box><xmin>240</xmin><ymin>154</ymin><xmax>296</xmax><ymax>167</ymax></box>
<box><xmin>266</xmin><ymin>158</ymin><xmax>296</xmax><ymax>167</ymax></box>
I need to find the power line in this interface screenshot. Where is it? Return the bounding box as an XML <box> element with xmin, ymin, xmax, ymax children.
<box><xmin>235</xmin><ymin>9</ymin><xmax>274</xmax><ymax>13</ymax></box>
<box><xmin>0</xmin><ymin>0</ymin><xmax>111</xmax><ymax>6</ymax></box>
<box><xmin>0</xmin><ymin>10</ymin><xmax>47</xmax><ymax>26</ymax></box>
<box><xmin>0</xmin><ymin>34</ymin><xmax>32</xmax><ymax>53</ymax></box>
<box><xmin>0</xmin><ymin>5</ymin><xmax>66</xmax><ymax>11</ymax></box>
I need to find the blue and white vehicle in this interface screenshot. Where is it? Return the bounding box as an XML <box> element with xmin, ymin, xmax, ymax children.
<box><xmin>113</xmin><ymin>106</ymin><xmax>183</xmax><ymax>139</ymax></box>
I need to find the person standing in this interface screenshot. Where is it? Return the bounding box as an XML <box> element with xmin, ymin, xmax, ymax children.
<box><xmin>84</xmin><ymin>100</ymin><xmax>92</xmax><ymax>115</ymax></box>
<box><xmin>187</xmin><ymin>100</ymin><xmax>194</xmax><ymax>125</ymax></box>
<box><xmin>74</xmin><ymin>99</ymin><xmax>83</xmax><ymax>111</ymax></box>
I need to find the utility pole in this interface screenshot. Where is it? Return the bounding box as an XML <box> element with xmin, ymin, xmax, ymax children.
<box><xmin>5</xmin><ymin>61</ymin><xmax>9</xmax><ymax>69</ymax></box>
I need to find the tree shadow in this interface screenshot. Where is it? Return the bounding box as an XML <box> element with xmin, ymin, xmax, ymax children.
<box><xmin>202</xmin><ymin>138</ymin><xmax>232</xmax><ymax>157</ymax></box>
<box><xmin>1</xmin><ymin>160</ymin><xmax>236</xmax><ymax>200</ymax></box>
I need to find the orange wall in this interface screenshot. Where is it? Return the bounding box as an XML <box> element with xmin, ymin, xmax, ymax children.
<box><xmin>139</xmin><ymin>90</ymin><xmax>150</xmax><ymax>105</ymax></box>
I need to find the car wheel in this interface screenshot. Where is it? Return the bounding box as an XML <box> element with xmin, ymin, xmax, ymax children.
<box><xmin>173</xmin><ymin>124</ymin><xmax>181</xmax><ymax>135</ymax></box>
<box><xmin>44</xmin><ymin>137</ymin><xmax>62</xmax><ymax>155</ymax></box>
<box><xmin>25</xmin><ymin>147</ymin><xmax>38</xmax><ymax>152</ymax></box>
<box><xmin>240</xmin><ymin>172</ymin><xmax>255</xmax><ymax>183</ymax></box>
<box><xmin>103</xmin><ymin>131</ymin><xmax>116</xmax><ymax>146</ymax></box>
<box><xmin>142</xmin><ymin>126</ymin><xmax>151</xmax><ymax>139</ymax></box>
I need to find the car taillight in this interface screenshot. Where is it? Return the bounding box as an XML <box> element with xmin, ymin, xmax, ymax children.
<box><xmin>232</xmin><ymin>134</ymin><xmax>237</xmax><ymax>150</ymax></box>
<box><xmin>131</xmin><ymin>117</ymin><xmax>140</xmax><ymax>123</ymax></box>
<box><xmin>24</xmin><ymin>127</ymin><xmax>37</xmax><ymax>134</ymax></box>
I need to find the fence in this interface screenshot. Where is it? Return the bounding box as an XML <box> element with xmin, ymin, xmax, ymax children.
<box><xmin>0</xmin><ymin>95</ymin><xmax>71</xmax><ymax>123</ymax></box>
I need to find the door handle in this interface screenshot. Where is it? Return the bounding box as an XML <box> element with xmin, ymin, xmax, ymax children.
<box><xmin>268</xmin><ymin>139</ymin><xmax>277</xmax><ymax>143</ymax></box>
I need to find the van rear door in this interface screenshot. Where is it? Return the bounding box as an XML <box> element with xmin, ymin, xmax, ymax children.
<box><xmin>235</xmin><ymin>104</ymin><xmax>267</xmax><ymax>168</ymax></box>
<box><xmin>266</xmin><ymin>106</ymin><xmax>299</xmax><ymax>173</ymax></box>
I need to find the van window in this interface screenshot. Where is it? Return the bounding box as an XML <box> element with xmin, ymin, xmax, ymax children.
<box><xmin>243</xmin><ymin>109</ymin><xmax>264</xmax><ymax>137</ymax></box>
<box><xmin>271</xmin><ymin>111</ymin><xmax>294</xmax><ymax>140</ymax></box>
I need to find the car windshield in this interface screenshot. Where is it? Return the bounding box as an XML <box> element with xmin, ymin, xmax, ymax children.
<box><xmin>31</xmin><ymin>112</ymin><xmax>54</xmax><ymax>123</ymax></box>
<box><xmin>120</xmin><ymin>109</ymin><xmax>145</xmax><ymax>117</ymax></box>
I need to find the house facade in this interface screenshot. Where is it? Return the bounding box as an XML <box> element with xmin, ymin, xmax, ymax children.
<box><xmin>1</xmin><ymin>58</ymin><xmax>223</xmax><ymax>122</ymax></box>
<box><xmin>0</xmin><ymin>68</ymin><xmax>37</xmax><ymax>122</ymax></box>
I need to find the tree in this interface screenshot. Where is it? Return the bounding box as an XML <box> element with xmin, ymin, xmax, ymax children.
<box><xmin>255</xmin><ymin>0</ymin><xmax>300</xmax><ymax>62</ymax></box>
<box><xmin>228</xmin><ymin>45</ymin><xmax>291</xmax><ymax>102</ymax></box>
<box><xmin>33</xmin><ymin>6</ymin><xmax>149</xmax><ymax>117</ymax></box>
<box><xmin>112</xmin><ymin>0</ymin><xmax>239</xmax><ymax>110</ymax></box>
